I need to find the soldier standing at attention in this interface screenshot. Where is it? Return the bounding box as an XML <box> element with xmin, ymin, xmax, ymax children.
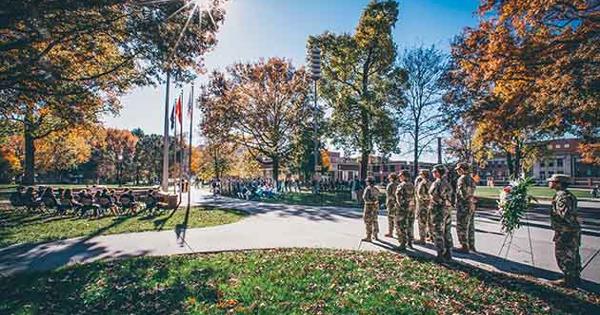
<box><xmin>429</xmin><ymin>164</ymin><xmax>453</xmax><ymax>261</ymax></box>
<box><xmin>385</xmin><ymin>173</ymin><xmax>399</xmax><ymax>237</ymax></box>
<box><xmin>395</xmin><ymin>170</ymin><xmax>415</xmax><ymax>250</ymax></box>
<box><xmin>548</xmin><ymin>174</ymin><xmax>581</xmax><ymax>287</ymax></box>
<box><xmin>415</xmin><ymin>169</ymin><xmax>431</xmax><ymax>244</ymax></box>
<box><xmin>362</xmin><ymin>176</ymin><xmax>380</xmax><ymax>242</ymax></box>
<box><xmin>455</xmin><ymin>162</ymin><xmax>477</xmax><ymax>252</ymax></box>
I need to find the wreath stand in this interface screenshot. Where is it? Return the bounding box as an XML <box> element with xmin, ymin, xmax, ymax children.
<box><xmin>497</xmin><ymin>209</ymin><xmax>536</xmax><ymax>267</ymax></box>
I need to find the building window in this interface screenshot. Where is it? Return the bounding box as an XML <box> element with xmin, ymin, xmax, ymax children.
<box><xmin>548</xmin><ymin>171</ymin><xmax>554</xmax><ymax>176</ymax></box>
<box><xmin>548</xmin><ymin>161</ymin><xmax>554</xmax><ymax>167</ymax></box>
<box><xmin>540</xmin><ymin>160</ymin><xmax>545</xmax><ymax>168</ymax></box>
<box><xmin>388</xmin><ymin>165</ymin><xmax>395</xmax><ymax>172</ymax></box>
<box><xmin>547</xmin><ymin>144</ymin><xmax>553</xmax><ymax>149</ymax></box>
<box><xmin>555</xmin><ymin>144</ymin><xmax>561</xmax><ymax>149</ymax></box>
<box><xmin>564</xmin><ymin>143</ymin><xmax>570</xmax><ymax>148</ymax></box>
<box><xmin>372</xmin><ymin>166</ymin><xmax>380</xmax><ymax>173</ymax></box>
<box><xmin>540</xmin><ymin>171</ymin><xmax>545</xmax><ymax>179</ymax></box>
<box><xmin>557</xmin><ymin>158</ymin><xmax>563</xmax><ymax>168</ymax></box>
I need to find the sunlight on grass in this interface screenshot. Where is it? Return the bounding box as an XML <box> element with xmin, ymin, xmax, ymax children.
<box><xmin>1</xmin><ymin>249</ymin><xmax>598</xmax><ymax>314</ymax></box>
<box><xmin>0</xmin><ymin>206</ymin><xmax>246</xmax><ymax>248</ymax></box>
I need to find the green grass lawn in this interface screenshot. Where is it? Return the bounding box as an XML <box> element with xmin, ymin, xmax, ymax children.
<box><xmin>0</xmin><ymin>206</ymin><xmax>246</xmax><ymax>248</ymax></box>
<box><xmin>475</xmin><ymin>186</ymin><xmax>594</xmax><ymax>199</ymax></box>
<box><xmin>1</xmin><ymin>249</ymin><xmax>598</xmax><ymax>314</ymax></box>
<box><xmin>263</xmin><ymin>190</ymin><xmax>361</xmax><ymax>208</ymax></box>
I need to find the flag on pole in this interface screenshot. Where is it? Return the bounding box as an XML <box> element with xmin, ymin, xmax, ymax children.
<box><xmin>187</xmin><ymin>89</ymin><xmax>194</xmax><ymax>118</ymax></box>
<box><xmin>169</xmin><ymin>102</ymin><xmax>175</xmax><ymax>130</ymax></box>
<box><xmin>175</xmin><ymin>94</ymin><xmax>183</xmax><ymax>126</ymax></box>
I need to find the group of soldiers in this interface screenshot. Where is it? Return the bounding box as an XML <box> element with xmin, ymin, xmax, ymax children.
<box><xmin>362</xmin><ymin>162</ymin><xmax>475</xmax><ymax>261</ymax></box>
<box><xmin>362</xmin><ymin>165</ymin><xmax>582</xmax><ymax>287</ymax></box>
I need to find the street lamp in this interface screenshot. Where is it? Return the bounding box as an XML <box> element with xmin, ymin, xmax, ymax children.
<box><xmin>307</xmin><ymin>37</ymin><xmax>322</xmax><ymax>194</ymax></box>
<box><xmin>118</xmin><ymin>153</ymin><xmax>124</xmax><ymax>187</ymax></box>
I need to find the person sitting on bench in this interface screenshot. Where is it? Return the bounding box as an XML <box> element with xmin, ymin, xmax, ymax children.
<box><xmin>22</xmin><ymin>187</ymin><xmax>42</xmax><ymax>212</ymax></box>
<box><xmin>119</xmin><ymin>189</ymin><xmax>138</xmax><ymax>215</ymax></box>
<box><xmin>79</xmin><ymin>189</ymin><xmax>100</xmax><ymax>218</ymax></box>
<box><xmin>9</xmin><ymin>186</ymin><xmax>25</xmax><ymax>209</ymax></box>
<box><xmin>98</xmin><ymin>189</ymin><xmax>118</xmax><ymax>216</ymax></box>
<box><xmin>144</xmin><ymin>189</ymin><xmax>168</xmax><ymax>214</ymax></box>
<box><xmin>59</xmin><ymin>189</ymin><xmax>80</xmax><ymax>215</ymax></box>
<box><xmin>41</xmin><ymin>186</ymin><xmax>60</xmax><ymax>214</ymax></box>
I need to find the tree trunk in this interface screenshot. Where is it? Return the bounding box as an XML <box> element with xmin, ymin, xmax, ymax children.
<box><xmin>506</xmin><ymin>151</ymin><xmax>515</xmax><ymax>179</ymax></box>
<box><xmin>23</xmin><ymin>123</ymin><xmax>36</xmax><ymax>185</ymax></box>
<box><xmin>360</xmin><ymin>150</ymin><xmax>369</xmax><ymax>181</ymax></box>
<box><xmin>514</xmin><ymin>141</ymin><xmax>522</xmax><ymax>179</ymax></box>
<box><xmin>272</xmin><ymin>156</ymin><xmax>280</xmax><ymax>190</ymax></box>
<box><xmin>360</xmin><ymin>107</ymin><xmax>370</xmax><ymax>180</ymax></box>
<box><xmin>413</xmin><ymin>127</ymin><xmax>419</xmax><ymax>178</ymax></box>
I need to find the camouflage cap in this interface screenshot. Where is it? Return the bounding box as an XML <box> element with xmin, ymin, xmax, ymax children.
<box><xmin>388</xmin><ymin>172</ymin><xmax>398</xmax><ymax>180</ymax></box>
<box><xmin>547</xmin><ymin>174</ymin><xmax>570</xmax><ymax>183</ymax></box>
<box><xmin>455</xmin><ymin>162</ymin><xmax>470</xmax><ymax>172</ymax></box>
<box><xmin>399</xmin><ymin>170</ymin><xmax>411</xmax><ymax>178</ymax></box>
<box><xmin>419</xmin><ymin>169</ymin><xmax>430</xmax><ymax>175</ymax></box>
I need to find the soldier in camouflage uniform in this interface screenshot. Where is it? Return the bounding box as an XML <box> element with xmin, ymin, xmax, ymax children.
<box><xmin>385</xmin><ymin>173</ymin><xmax>399</xmax><ymax>237</ymax></box>
<box><xmin>395</xmin><ymin>170</ymin><xmax>415</xmax><ymax>250</ymax></box>
<box><xmin>548</xmin><ymin>174</ymin><xmax>581</xmax><ymax>287</ymax></box>
<box><xmin>362</xmin><ymin>176</ymin><xmax>380</xmax><ymax>242</ymax></box>
<box><xmin>455</xmin><ymin>162</ymin><xmax>477</xmax><ymax>252</ymax></box>
<box><xmin>415</xmin><ymin>169</ymin><xmax>431</xmax><ymax>244</ymax></box>
<box><xmin>429</xmin><ymin>164</ymin><xmax>453</xmax><ymax>261</ymax></box>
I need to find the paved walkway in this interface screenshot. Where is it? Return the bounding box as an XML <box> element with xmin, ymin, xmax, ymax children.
<box><xmin>1</xmin><ymin>189</ymin><xmax>599</xmax><ymax>292</ymax></box>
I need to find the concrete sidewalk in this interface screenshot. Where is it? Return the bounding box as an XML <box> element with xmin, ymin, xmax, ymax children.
<box><xmin>1</xmin><ymin>189</ymin><xmax>599</xmax><ymax>292</ymax></box>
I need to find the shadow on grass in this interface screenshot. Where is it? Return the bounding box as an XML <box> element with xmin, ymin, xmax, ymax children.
<box><xmin>1</xmin><ymin>248</ymin><xmax>598</xmax><ymax>314</ymax></box>
<box><xmin>0</xmin><ymin>215</ymin><xmax>146</xmax><ymax>277</ymax></box>
<box><xmin>0</xmin><ymin>257</ymin><xmax>217</xmax><ymax>315</ymax></box>
<box><xmin>200</xmin><ymin>195</ymin><xmax>363</xmax><ymax>222</ymax></box>
<box><xmin>367</xmin><ymin>241</ymin><xmax>600</xmax><ymax>313</ymax></box>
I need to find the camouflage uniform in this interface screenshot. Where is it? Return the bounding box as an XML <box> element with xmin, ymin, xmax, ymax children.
<box><xmin>395</xmin><ymin>180</ymin><xmax>415</xmax><ymax>247</ymax></box>
<box><xmin>386</xmin><ymin>180</ymin><xmax>399</xmax><ymax>235</ymax></box>
<box><xmin>415</xmin><ymin>175</ymin><xmax>432</xmax><ymax>241</ymax></box>
<box><xmin>429</xmin><ymin>175</ymin><xmax>453</xmax><ymax>259</ymax></box>
<box><xmin>456</xmin><ymin>173</ymin><xmax>476</xmax><ymax>250</ymax></box>
<box><xmin>551</xmin><ymin>188</ymin><xmax>581</xmax><ymax>283</ymax></box>
<box><xmin>362</xmin><ymin>184</ymin><xmax>380</xmax><ymax>239</ymax></box>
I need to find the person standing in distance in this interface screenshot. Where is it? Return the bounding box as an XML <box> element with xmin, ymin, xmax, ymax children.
<box><xmin>415</xmin><ymin>169</ymin><xmax>432</xmax><ymax>244</ymax></box>
<box><xmin>429</xmin><ymin>165</ymin><xmax>453</xmax><ymax>261</ymax></box>
<box><xmin>455</xmin><ymin>162</ymin><xmax>477</xmax><ymax>252</ymax></box>
<box><xmin>385</xmin><ymin>173</ymin><xmax>399</xmax><ymax>237</ymax></box>
<box><xmin>548</xmin><ymin>174</ymin><xmax>581</xmax><ymax>287</ymax></box>
<box><xmin>362</xmin><ymin>176</ymin><xmax>380</xmax><ymax>242</ymax></box>
<box><xmin>395</xmin><ymin>170</ymin><xmax>415</xmax><ymax>250</ymax></box>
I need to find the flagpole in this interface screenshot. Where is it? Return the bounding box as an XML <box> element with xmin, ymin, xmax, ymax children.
<box><xmin>187</xmin><ymin>83</ymin><xmax>194</xmax><ymax>210</ymax></box>
<box><xmin>173</xmin><ymin>99</ymin><xmax>178</xmax><ymax>194</ymax></box>
<box><xmin>179</xmin><ymin>91</ymin><xmax>184</xmax><ymax>204</ymax></box>
<box><xmin>161</xmin><ymin>71</ymin><xmax>170</xmax><ymax>192</ymax></box>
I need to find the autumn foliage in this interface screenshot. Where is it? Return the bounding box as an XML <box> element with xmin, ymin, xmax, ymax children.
<box><xmin>446</xmin><ymin>0</ymin><xmax>599</xmax><ymax>170</ymax></box>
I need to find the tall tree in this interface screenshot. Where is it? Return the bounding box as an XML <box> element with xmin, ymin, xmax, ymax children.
<box><xmin>134</xmin><ymin>133</ymin><xmax>164</xmax><ymax>184</ymax></box>
<box><xmin>446</xmin><ymin>0</ymin><xmax>600</xmax><ymax>176</ymax></box>
<box><xmin>316</xmin><ymin>0</ymin><xmax>404</xmax><ymax>179</ymax></box>
<box><xmin>1</xmin><ymin>0</ymin><xmax>227</xmax><ymax>184</ymax></box>
<box><xmin>98</xmin><ymin>128</ymin><xmax>138</xmax><ymax>183</ymax></box>
<box><xmin>35</xmin><ymin>125</ymin><xmax>105</xmax><ymax>181</ymax></box>
<box><xmin>200</xmin><ymin>58</ymin><xmax>310</xmax><ymax>186</ymax></box>
<box><xmin>398</xmin><ymin>45</ymin><xmax>447</xmax><ymax>176</ymax></box>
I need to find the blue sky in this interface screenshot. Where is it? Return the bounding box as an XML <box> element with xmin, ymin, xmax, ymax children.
<box><xmin>104</xmin><ymin>0</ymin><xmax>480</xmax><ymax>160</ymax></box>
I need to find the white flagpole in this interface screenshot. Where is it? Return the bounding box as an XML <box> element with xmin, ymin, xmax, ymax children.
<box><xmin>187</xmin><ymin>83</ymin><xmax>194</xmax><ymax>209</ymax></box>
<box><xmin>161</xmin><ymin>72</ymin><xmax>170</xmax><ymax>192</ymax></box>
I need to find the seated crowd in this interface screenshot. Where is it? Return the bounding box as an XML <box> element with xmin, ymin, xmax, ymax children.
<box><xmin>9</xmin><ymin>186</ymin><xmax>168</xmax><ymax>218</ymax></box>
<box><xmin>218</xmin><ymin>177</ymin><xmax>356</xmax><ymax>201</ymax></box>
